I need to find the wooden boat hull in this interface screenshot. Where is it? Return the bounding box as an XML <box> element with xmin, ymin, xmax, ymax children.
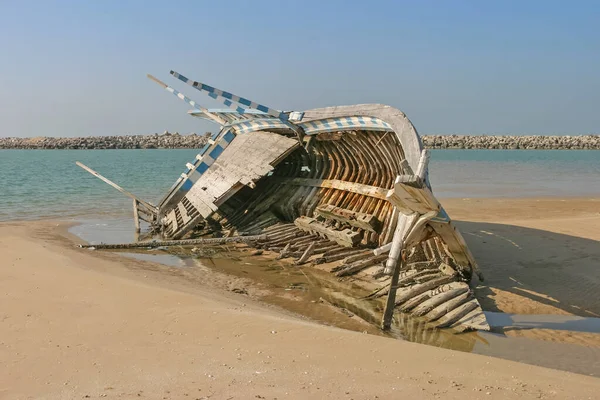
<box><xmin>77</xmin><ymin>73</ymin><xmax>490</xmax><ymax>333</ymax></box>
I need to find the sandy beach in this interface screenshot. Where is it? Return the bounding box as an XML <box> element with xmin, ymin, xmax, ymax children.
<box><xmin>2</xmin><ymin>198</ymin><xmax>600</xmax><ymax>399</ymax></box>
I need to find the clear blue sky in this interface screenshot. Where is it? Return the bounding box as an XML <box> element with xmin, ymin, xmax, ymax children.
<box><xmin>1</xmin><ymin>0</ymin><xmax>598</xmax><ymax>137</ymax></box>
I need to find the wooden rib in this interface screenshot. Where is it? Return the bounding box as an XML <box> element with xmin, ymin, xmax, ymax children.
<box><xmin>424</xmin><ymin>291</ymin><xmax>471</xmax><ymax>322</ymax></box>
<box><xmin>412</xmin><ymin>284</ymin><xmax>470</xmax><ymax>316</ymax></box>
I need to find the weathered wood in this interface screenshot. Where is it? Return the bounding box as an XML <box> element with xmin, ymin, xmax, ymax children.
<box><xmin>278</xmin><ymin>178</ymin><xmax>389</xmax><ymax>200</ymax></box>
<box><xmin>296</xmin><ymin>242</ymin><xmax>315</xmax><ymax>265</ymax></box>
<box><xmin>449</xmin><ymin>308</ymin><xmax>489</xmax><ymax>331</ymax></box>
<box><xmin>277</xmin><ymin>243</ymin><xmax>292</xmax><ymax>259</ymax></box>
<box><xmin>79</xmin><ymin>234</ymin><xmax>268</xmax><ymax>249</ymax></box>
<box><xmin>311</xmin><ymin>243</ymin><xmax>340</xmax><ymax>254</ymax></box>
<box><xmin>398</xmin><ymin>270</ymin><xmax>442</xmax><ymax>287</ymax></box>
<box><xmin>264</xmin><ymin>224</ymin><xmax>296</xmax><ymax>235</ymax></box>
<box><xmin>415</xmin><ymin>149</ymin><xmax>430</xmax><ymax>181</ymax></box>
<box><xmin>172</xmin><ymin>131</ymin><xmax>300</xmax><ymax>233</ymax></box>
<box><xmin>397</xmin><ymin>289</ymin><xmax>434</xmax><ymax>312</ymax></box>
<box><xmin>294</xmin><ymin>216</ymin><xmax>361</xmax><ymax>247</ymax></box>
<box><xmin>396</xmin><ymin>268</ymin><xmax>428</xmax><ymax>286</ymax></box>
<box><xmin>315</xmin><ymin>204</ymin><xmax>381</xmax><ymax>233</ymax></box>
<box><xmin>381</xmin><ymin>241</ymin><xmax>404</xmax><ymax>330</ymax></box>
<box><xmin>384</xmin><ymin>213</ymin><xmax>418</xmax><ymax>274</ymax></box>
<box><xmin>373</xmin><ymin>242</ymin><xmax>392</xmax><ymax>256</ymax></box>
<box><xmin>424</xmin><ymin>291</ymin><xmax>471</xmax><ymax>322</ymax></box>
<box><xmin>429</xmin><ymin>219</ymin><xmax>484</xmax><ymax>281</ymax></box>
<box><xmin>399</xmin><ymin>159</ymin><xmax>414</xmax><ymax>175</ymax></box>
<box><xmin>317</xmin><ymin>249</ymin><xmax>370</xmax><ymax>264</ymax></box>
<box><xmin>334</xmin><ymin>254</ymin><xmax>388</xmax><ymax>277</ymax></box>
<box><xmin>287</xmin><ymin>234</ymin><xmax>320</xmax><ymax>248</ymax></box>
<box><xmin>386</xmin><ymin>176</ymin><xmax>440</xmax><ymax>215</ymax></box>
<box><xmin>394</xmin><ymin>274</ymin><xmax>456</xmax><ymax>306</ymax></box>
<box><xmin>132</xmin><ymin>199</ymin><xmax>140</xmax><ymax>233</ymax></box>
<box><xmin>411</xmin><ymin>283</ymin><xmax>470</xmax><ymax>316</ymax></box>
<box><xmin>264</xmin><ymin>231</ymin><xmax>305</xmax><ymax>247</ymax></box>
<box><xmin>342</xmin><ymin>251</ymin><xmax>378</xmax><ymax>265</ymax></box>
<box><xmin>262</xmin><ymin>231</ymin><xmax>301</xmax><ymax>244</ymax></box>
<box><xmin>434</xmin><ymin>298</ymin><xmax>478</xmax><ymax>328</ymax></box>
<box><xmin>406</xmin><ymin>261</ymin><xmax>439</xmax><ymax>270</ymax></box>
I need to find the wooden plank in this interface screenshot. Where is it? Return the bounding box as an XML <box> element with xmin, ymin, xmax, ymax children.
<box><xmin>314</xmin><ymin>204</ymin><xmax>381</xmax><ymax>232</ymax></box>
<box><xmin>278</xmin><ymin>178</ymin><xmax>389</xmax><ymax>200</ymax></box>
<box><xmin>79</xmin><ymin>234</ymin><xmax>268</xmax><ymax>249</ymax></box>
<box><xmin>386</xmin><ymin>175</ymin><xmax>440</xmax><ymax>215</ymax></box>
<box><xmin>182</xmin><ymin>131</ymin><xmax>299</xmax><ymax>223</ymax></box>
<box><xmin>294</xmin><ymin>216</ymin><xmax>361</xmax><ymax>248</ymax></box>
<box><xmin>429</xmin><ymin>220</ymin><xmax>483</xmax><ymax>281</ymax></box>
<box><xmin>402</xmin><ymin>210</ymin><xmax>438</xmax><ymax>249</ymax></box>
<box><xmin>177</xmin><ymin>202</ymin><xmax>191</xmax><ymax>224</ymax></box>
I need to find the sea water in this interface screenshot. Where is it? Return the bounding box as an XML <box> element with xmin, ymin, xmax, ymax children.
<box><xmin>0</xmin><ymin>149</ymin><xmax>599</xmax><ymax>221</ymax></box>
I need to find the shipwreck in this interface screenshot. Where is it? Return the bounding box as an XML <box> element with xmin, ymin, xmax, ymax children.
<box><xmin>77</xmin><ymin>71</ymin><xmax>489</xmax><ymax>333</ymax></box>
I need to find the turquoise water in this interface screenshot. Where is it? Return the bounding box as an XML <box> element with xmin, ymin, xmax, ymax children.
<box><xmin>429</xmin><ymin>149</ymin><xmax>600</xmax><ymax>198</ymax></box>
<box><xmin>0</xmin><ymin>149</ymin><xmax>199</xmax><ymax>221</ymax></box>
<box><xmin>0</xmin><ymin>149</ymin><xmax>599</xmax><ymax>221</ymax></box>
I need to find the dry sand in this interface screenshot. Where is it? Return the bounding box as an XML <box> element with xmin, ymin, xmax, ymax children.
<box><xmin>1</xmin><ymin>198</ymin><xmax>600</xmax><ymax>399</ymax></box>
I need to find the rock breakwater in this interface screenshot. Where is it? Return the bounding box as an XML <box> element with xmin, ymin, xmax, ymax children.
<box><xmin>422</xmin><ymin>135</ymin><xmax>600</xmax><ymax>150</ymax></box>
<box><xmin>0</xmin><ymin>132</ymin><xmax>210</xmax><ymax>149</ymax></box>
<box><xmin>1</xmin><ymin>133</ymin><xmax>599</xmax><ymax>150</ymax></box>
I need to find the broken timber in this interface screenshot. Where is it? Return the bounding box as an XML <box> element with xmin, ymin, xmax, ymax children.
<box><xmin>78</xmin><ymin>234</ymin><xmax>267</xmax><ymax>249</ymax></box>
<box><xmin>75</xmin><ymin>70</ymin><xmax>489</xmax><ymax>334</ymax></box>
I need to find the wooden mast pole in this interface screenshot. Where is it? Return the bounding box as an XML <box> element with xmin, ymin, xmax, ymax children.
<box><xmin>133</xmin><ymin>199</ymin><xmax>140</xmax><ymax>233</ymax></box>
<box><xmin>75</xmin><ymin>161</ymin><xmax>157</xmax><ymax>213</ymax></box>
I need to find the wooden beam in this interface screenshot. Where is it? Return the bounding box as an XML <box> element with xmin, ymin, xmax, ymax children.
<box><xmin>79</xmin><ymin>234</ymin><xmax>268</xmax><ymax>249</ymax></box>
<box><xmin>381</xmin><ymin>241</ymin><xmax>404</xmax><ymax>330</ymax></box>
<box><xmin>386</xmin><ymin>175</ymin><xmax>440</xmax><ymax>215</ymax></box>
<box><xmin>384</xmin><ymin>213</ymin><xmax>418</xmax><ymax>274</ymax></box>
<box><xmin>278</xmin><ymin>178</ymin><xmax>389</xmax><ymax>200</ymax></box>
<box><xmin>132</xmin><ymin>199</ymin><xmax>140</xmax><ymax>233</ymax></box>
<box><xmin>429</xmin><ymin>219</ymin><xmax>484</xmax><ymax>281</ymax></box>
<box><xmin>294</xmin><ymin>216</ymin><xmax>361</xmax><ymax>248</ymax></box>
<box><xmin>314</xmin><ymin>204</ymin><xmax>381</xmax><ymax>233</ymax></box>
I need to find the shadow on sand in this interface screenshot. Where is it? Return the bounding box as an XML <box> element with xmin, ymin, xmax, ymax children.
<box><xmin>455</xmin><ymin>220</ymin><xmax>600</xmax><ymax>325</ymax></box>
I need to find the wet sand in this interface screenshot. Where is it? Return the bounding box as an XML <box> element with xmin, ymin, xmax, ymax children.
<box><xmin>1</xmin><ymin>198</ymin><xmax>600</xmax><ymax>399</ymax></box>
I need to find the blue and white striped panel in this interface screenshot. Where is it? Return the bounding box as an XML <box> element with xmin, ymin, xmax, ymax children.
<box><xmin>228</xmin><ymin>118</ymin><xmax>290</xmax><ymax>134</ymax></box>
<box><xmin>221</xmin><ymin>115</ymin><xmax>392</xmax><ymax>137</ymax></box>
<box><xmin>181</xmin><ymin>130</ymin><xmax>236</xmax><ymax>184</ymax></box>
<box><xmin>164</xmin><ymin>86</ymin><xmax>204</xmax><ymax>113</ymax></box>
<box><xmin>299</xmin><ymin>116</ymin><xmax>392</xmax><ymax>135</ymax></box>
<box><xmin>147</xmin><ymin>74</ymin><xmax>225</xmax><ymax>125</ymax></box>
<box><xmin>170</xmin><ymin>71</ymin><xmax>287</xmax><ymax>121</ymax></box>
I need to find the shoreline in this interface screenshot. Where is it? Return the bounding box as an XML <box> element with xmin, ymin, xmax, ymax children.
<box><xmin>2</xmin><ymin>196</ymin><xmax>599</xmax><ymax>223</ymax></box>
<box><xmin>2</xmin><ymin>197</ymin><xmax>600</xmax><ymax>398</ymax></box>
